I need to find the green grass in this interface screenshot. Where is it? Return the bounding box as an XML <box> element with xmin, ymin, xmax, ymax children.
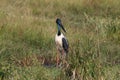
<box><xmin>0</xmin><ymin>0</ymin><xmax>120</xmax><ymax>80</ymax></box>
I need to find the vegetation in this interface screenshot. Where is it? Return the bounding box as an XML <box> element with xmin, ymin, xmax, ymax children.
<box><xmin>0</xmin><ymin>0</ymin><xmax>120</xmax><ymax>80</ymax></box>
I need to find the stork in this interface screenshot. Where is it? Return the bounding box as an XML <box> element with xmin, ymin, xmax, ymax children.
<box><xmin>55</xmin><ymin>18</ymin><xmax>69</xmax><ymax>67</ymax></box>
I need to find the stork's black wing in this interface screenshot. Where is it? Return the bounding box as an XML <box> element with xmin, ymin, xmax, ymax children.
<box><xmin>62</xmin><ymin>38</ymin><xmax>69</xmax><ymax>53</ymax></box>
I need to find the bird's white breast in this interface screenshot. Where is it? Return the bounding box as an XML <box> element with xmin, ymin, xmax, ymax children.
<box><xmin>55</xmin><ymin>33</ymin><xmax>65</xmax><ymax>47</ymax></box>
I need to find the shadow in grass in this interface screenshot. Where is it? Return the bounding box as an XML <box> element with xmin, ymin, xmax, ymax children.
<box><xmin>13</xmin><ymin>54</ymin><xmax>57</xmax><ymax>68</ymax></box>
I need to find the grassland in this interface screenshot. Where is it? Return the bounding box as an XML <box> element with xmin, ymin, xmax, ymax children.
<box><xmin>0</xmin><ymin>0</ymin><xmax>120</xmax><ymax>80</ymax></box>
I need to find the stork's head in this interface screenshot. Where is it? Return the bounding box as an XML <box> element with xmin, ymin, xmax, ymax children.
<box><xmin>56</xmin><ymin>18</ymin><xmax>66</xmax><ymax>33</ymax></box>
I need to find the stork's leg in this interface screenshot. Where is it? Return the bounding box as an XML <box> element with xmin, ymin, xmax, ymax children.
<box><xmin>61</xmin><ymin>50</ymin><xmax>69</xmax><ymax>68</ymax></box>
<box><xmin>61</xmin><ymin>50</ymin><xmax>66</xmax><ymax>66</ymax></box>
<box><xmin>56</xmin><ymin>51</ymin><xmax>60</xmax><ymax>66</ymax></box>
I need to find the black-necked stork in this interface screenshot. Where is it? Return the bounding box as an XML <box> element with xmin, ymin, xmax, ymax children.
<box><xmin>55</xmin><ymin>18</ymin><xmax>69</xmax><ymax>66</ymax></box>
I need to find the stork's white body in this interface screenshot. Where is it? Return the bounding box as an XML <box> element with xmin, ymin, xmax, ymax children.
<box><xmin>55</xmin><ymin>33</ymin><xmax>65</xmax><ymax>53</ymax></box>
<box><xmin>55</xmin><ymin>33</ymin><xmax>64</xmax><ymax>47</ymax></box>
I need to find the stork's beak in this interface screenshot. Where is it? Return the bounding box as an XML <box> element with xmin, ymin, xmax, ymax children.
<box><xmin>59</xmin><ymin>23</ymin><xmax>66</xmax><ymax>33</ymax></box>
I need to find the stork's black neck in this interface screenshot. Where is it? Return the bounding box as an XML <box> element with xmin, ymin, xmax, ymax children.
<box><xmin>57</xmin><ymin>30</ymin><xmax>61</xmax><ymax>36</ymax></box>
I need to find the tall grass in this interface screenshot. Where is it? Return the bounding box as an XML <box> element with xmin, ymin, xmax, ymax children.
<box><xmin>0</xmin><ymin>0</ymin><xmax>120</xmax><ymax>80</ymax></box>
